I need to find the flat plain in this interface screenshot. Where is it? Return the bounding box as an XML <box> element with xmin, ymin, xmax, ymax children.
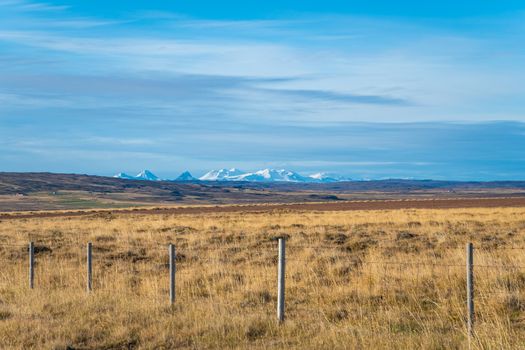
<box><xmin>3</xmin><ymin>172</ymin><xmax>525</xmax><ymax>212</ymax></box>
<box><xmin>1</xmin><ymin>206</ymin><xmax>525</xmax><ymax>349</ymax></box>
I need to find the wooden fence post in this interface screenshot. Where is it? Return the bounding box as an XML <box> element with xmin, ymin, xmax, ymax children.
<box><xmin>29</xmin><ymin>242</ymin><xmax>34</xmax><ymax>289</ymax></box>
<box><xmin>87</xmin><ymin>242</ymin><xmax>92</xmax><ymax>292</ymax></box>
<box><xmin>466</xmin><ymin>242</ymin><xmax>474</xmax><ymax>345</ymax></box>
<box><xmin>277</xmin><ymin>237</ymin><xmax>286</xmax><ymax>322</ymax></box>
<box><xmin>169</xmin><ymin>244</ymin><xmax>176</xmax><ymax>304</ymax></box>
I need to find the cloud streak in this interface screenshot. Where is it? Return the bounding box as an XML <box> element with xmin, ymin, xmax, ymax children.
<box><xmin>260</xmin><ymin>88</ymin><xmax>410</xmax><ymax>106</ymax></box>
<box><xmin>0</xmin><ymin>0</ymin><xmax>69</xmax><ymax>12</ymax></box>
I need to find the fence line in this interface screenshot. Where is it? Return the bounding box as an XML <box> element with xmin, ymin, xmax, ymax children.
<box><xmin>1</xmin><ymin>239</ymin><xmax>523</xmax><ymax>346</ymax></box>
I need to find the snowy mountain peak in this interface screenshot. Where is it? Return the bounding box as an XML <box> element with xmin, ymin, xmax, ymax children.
<box><xmin>259</xmin><ymin>168</ymin><xmax>306</xmax><ymax>182</ymax></box>
<box><xmin>199</xmin><ymin>168</ymin><xmax>244</xmax><ymax>181</ymax></box>
<box><xmin>113</xmin><ymin>170</ymin><xmax>160</xmax><ymax>181</ymax></box>
<box><xmin>224</xmin><ymin>168</ymin><xmax>308</xmax><ymax>182</ymax></box>
<box><xmin>135</xmin><ymin>170</ymin><xmax>160</xmax><ymax>181</ymax></box>
<box><xmin>309</xmin><ymin>172</ymin><xmax>350</xmax><ymax>182</ymax></box>
<box><xmin>113</xmin><ymin>172</ymin><xmax>135</xmax><ymax>180</ymax></box>
<box><xmin>309</xmin><ymin>172</ymin><xmax>327</xmax><ymax>180</ymax></box>
<box><xmin>175</xmin><ymin>171</ymin><xmax>197</xmax><ymax>181</ymax></box>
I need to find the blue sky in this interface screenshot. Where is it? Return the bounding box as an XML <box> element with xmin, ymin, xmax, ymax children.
<box><xmin>1</xmin><ymin>1</ymin><xmax>525</xmax><ymax>180</ymax></box>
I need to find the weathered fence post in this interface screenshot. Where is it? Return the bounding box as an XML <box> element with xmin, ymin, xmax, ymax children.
<box><xmin>277</xmin><ymin>237</ymin><xmax>286</xmax><ymax>322</ymax></box>
<box><xmin>466</xmin><ymin>242</ymin><xmax>474</xmax><ymax>345</ymax></box>
<box><xmin>29</xmin><ymin>241</ymin><xmax>34</xmax><ymax>289</ymax></box>
<box><xmin>87</xmin><ymin>242</ymin><xmax>92</xmax><ymax>292</ymax></box>
<box><xmin>169</xmin><ymin>243</ymin><xmax>176</xmax><ymax>304</ymax></box>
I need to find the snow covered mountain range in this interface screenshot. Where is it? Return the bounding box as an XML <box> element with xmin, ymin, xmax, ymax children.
<box><xmin>114</xmin><ymin>170</ymin><xmax>160</xmax><ymax>181</ymax></box>
<box><xmin>114</xmin><ymin>168</ymin><xmax>349</xmax><ymax>183</ymax></box>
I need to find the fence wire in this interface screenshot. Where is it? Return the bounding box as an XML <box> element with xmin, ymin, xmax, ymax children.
<box><xmin>0</xmin><ymin>241</ymin><xmax>524</xmax><ymax>330</ymax></box>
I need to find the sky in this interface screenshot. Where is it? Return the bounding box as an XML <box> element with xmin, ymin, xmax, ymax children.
<box><xmin>1</xmin><ymin>1</ymin><xmax>525</xmax><ymax>180</ymax></box>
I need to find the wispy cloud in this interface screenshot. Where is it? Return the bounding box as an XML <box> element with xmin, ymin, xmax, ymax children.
<box><xmin>259</xmin><ymin>88</ymin><xmax>410</xmax><ymax>106</ymax></box>
<box><xmin>0</xmin><ymin>0</ymin><xmax>69</xmax><ymax>11</ymax></box>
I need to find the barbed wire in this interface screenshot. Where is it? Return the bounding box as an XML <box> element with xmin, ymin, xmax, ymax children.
<box><xmin>1</xmin><ymin>254</ymin><xmax>525</xmax><ymax>270</ymax></box>
<box><xmin>3</xmin><ymin>241</ymin><xmax>525</xmax><ymax>251</ymax></box>
<box><xmin>2</xmin><ymin>239</ymin><xmax>525</xmax><ymax>275</ymax></box>
<box><xmin>477</xmin><ymin>246</ymin><xmax>525</xmax><ymax>250</ymax></box>
<box><xmin>3</xmin><ymin>242</ymin><xmax>525</xmax><ymax>252</ymax></box>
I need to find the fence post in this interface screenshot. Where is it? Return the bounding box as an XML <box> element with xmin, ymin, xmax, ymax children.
<box><xmin>29</xmin><ymin>241</ymin><xmax>34</xmax><ymax>289</ymax></box>
<box><xmin>169</xmin><ymin>243</ymin><xmax>176</xmax><ymax>304</ymax></box>
<box><xmin>277</xmin><ymin>237</ymin><xmax>286</xmax><ymax>322</ymax></box>
<box><xmin>87</xmin><ymin>242</ymin><xmax>92</xmax><ymax>292</ymax></box>
<box><xmin>466</xmin><ymin>242</ymin><xmax>474</xmax><ymax>345</ymax></box>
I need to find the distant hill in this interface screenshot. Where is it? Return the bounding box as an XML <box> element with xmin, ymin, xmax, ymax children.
<box><xmin>1</xmin><ymin>172</ymin><xmax>525</xmax><ymax>211</ymax></box>
<box><xmin>175</xmin><ymin>171</ymin><xmax>197</xmax><ymax>181</ymax></box>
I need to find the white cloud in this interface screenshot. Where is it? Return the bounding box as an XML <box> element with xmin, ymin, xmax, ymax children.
<box><xmin>1</xmin><ymin>9</ymin><xmax>525</xmax><ymax>124</ymax></box>
<box><xmin>0</xmin><ymin>0</ymin><xmax>69</xmax><ymax>11</ymax></box>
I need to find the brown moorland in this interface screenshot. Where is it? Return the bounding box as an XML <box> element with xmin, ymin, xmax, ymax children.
<box><xmin>0</xmin><ymin>206</ymin><xmax>525</xmax><ymax>349</ymax></box>
<box><xmin>2</xmin><ymin>196</ymin><xmax>525</xmax><ymax>220</ymax></box>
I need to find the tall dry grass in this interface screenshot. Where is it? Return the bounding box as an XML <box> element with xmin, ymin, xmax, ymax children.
<box><xmin>0</xmin><ymin>207</ymin><xmax>525</xmax><ymax>349</ymax></box>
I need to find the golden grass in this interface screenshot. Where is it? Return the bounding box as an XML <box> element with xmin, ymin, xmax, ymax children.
<box><xmin>0</xmin><ymin>207</ymin><xmax>525</xmax><ymax>349</ymax></box>
<box><xmin>0</xmin><ymin>200</ymin><xmax>331</xmax><ymax>217</ymax></box>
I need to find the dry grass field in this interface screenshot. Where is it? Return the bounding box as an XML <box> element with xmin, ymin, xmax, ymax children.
<box><xmin>1</xmin><ymin>207</ymin><xmax>525</xmax><ymax>349</ymax></box>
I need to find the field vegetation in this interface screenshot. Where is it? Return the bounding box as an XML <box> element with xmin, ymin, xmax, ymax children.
<box><xmin>0</xmin><ymin>207</ymin><xmax>525</xmax><ymax>349</ymax></box>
